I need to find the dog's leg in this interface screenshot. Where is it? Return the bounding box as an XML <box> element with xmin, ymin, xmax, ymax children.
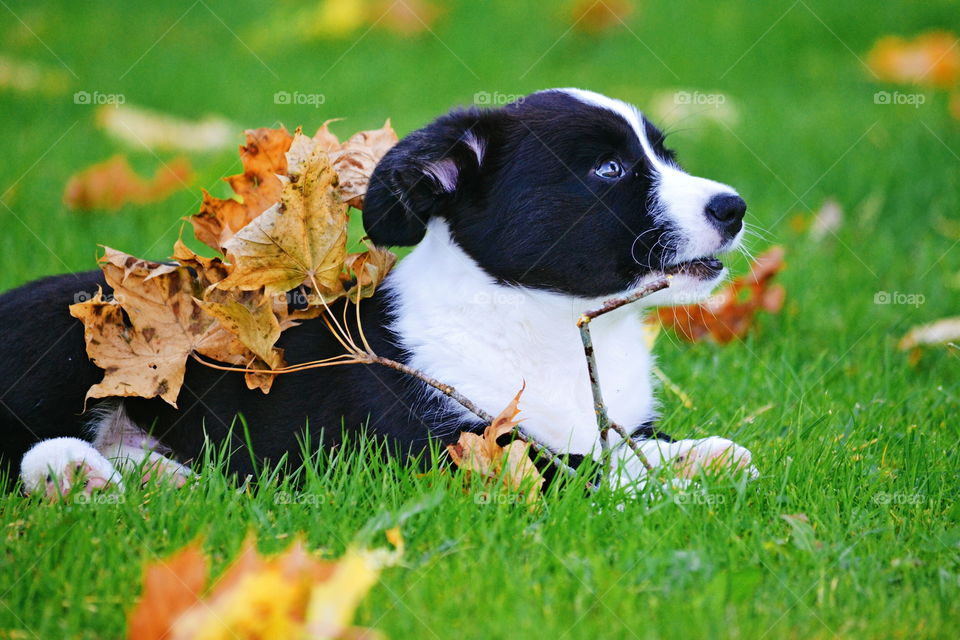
<box><xmin>611</xmin><ymin>434</ymin><xmax>758</xmax><ymax>491</ymax></box>
<box><xmin>20</xmin><ymin>437</ymin><xmax>123</xmax><ymax>497</ymax></box>
<box><xmin>92</xmin><ymin>403</ymin><xmax>193</xmax><ymax>488</ymax></box>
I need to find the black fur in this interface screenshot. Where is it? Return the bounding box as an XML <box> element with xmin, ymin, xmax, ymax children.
<box><xmin>365</xmin><ymin>91</ymin><xmax>680</xmax><ymax>297</ymax></box>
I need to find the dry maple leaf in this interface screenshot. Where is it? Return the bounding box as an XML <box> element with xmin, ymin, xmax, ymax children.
<box><xmin>867</xmin><ymin>30</ymin><xmax>960</xmax><ymax>88</ymax></box>
<box><xmin>190</xmin><ymin>127</ymin><xmax>294</xmax><ymax>253</ymax></box>
<box><xmin>343</xmin><ymin>239</ymin><xmax>399</xmax><ymax>300</ymax></box>
<box><xmin>331</xmin><ymin>120</ymin><xmax>398</xmax><ymax>209</ymax></box>
<box><xmin>173</xmin><ymin>237</ymin><xmax>287</xmax><ymax>392</ymax></box>
<box><xmin>216</xmin><ymin>143</ymin><xmax>349</xmax><ymax>299</ymax></box>
<box><xmin>655</xmin><ymin>246</ymin><xmax>786</xmax><ymax>344</ymax></box>
<box><xmin>128</xmin><ymin>534</ymin><xmax>401</xmax><ymax>640</ymax></box>
<box><xmin>76</xmin><ymin>119</ymin><xmax>397</xmax><ymax>404</ymax></box>
<box><xmin>63</xmin><ymin>155</ymin><xmax>192</xmax><ymax>211</ymax></box>
<box><xmin>69</xmin><ymin>249</ymin><xmax>216</xmax><ymax>407</ymax></box>
<box><xmin>71</xmin><ymin>248</ymin><xmax>280</xmax><ymax>406</ymax></box>
<box><xmin>447</xmin><ymin>386</ymin><xmax>545</xmax><ymax>502</ymax></box>
<box><xmin>128</xmin><ymin>541</ymin><xmax>207</xmax><ymax>640</ymax></box>
<box><xmin>289</xmin><ymin>121</ymin><xmax>398</xmax><ymax>210</ymax></box>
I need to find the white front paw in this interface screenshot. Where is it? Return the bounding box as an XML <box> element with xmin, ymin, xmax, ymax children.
<box><xmin>667</xmin><ymin>437</ymin><xmax>758</xmax><ymax>479</ymax></box>
<box><xmin>609</xmin><ymin>436</ymin><xmax>759</xmax><ymax>493</ymax></box>
<box><xmin>20</xmin><ymin>437</ymin><xmax>124</xmax><ymax>498</ymax></box>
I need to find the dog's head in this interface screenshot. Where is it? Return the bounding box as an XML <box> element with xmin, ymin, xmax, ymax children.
<box><xmin>363</xmin><ymin>88</ymin><xmax>745</xmax><ymax>301</ymax></box>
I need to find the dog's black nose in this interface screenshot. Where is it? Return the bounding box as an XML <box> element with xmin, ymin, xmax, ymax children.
<box><xmin>705</xmin><ymin>194</ymin><xmax>746</xmax><ymax>236</ymax></box>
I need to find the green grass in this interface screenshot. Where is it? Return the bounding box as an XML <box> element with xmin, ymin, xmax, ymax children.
<box><xmin>1</xmin><ymin>0</ymin><xmax>959</xmax><ymax>638</ymax></box>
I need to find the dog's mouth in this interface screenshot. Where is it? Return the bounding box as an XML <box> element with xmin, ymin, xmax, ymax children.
<box><xmin>664</xmin><ymin>256</ymin><xmax>724</xmax><ymax>280</ymax></box>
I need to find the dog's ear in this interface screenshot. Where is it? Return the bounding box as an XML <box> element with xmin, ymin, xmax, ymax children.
<box><xmin>362</xmin><ymin>108</ymin><xmax>498</xmax><ymax>247</ymax></box>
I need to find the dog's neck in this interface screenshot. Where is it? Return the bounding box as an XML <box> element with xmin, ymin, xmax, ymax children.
<box><xmin>383</xmin><ymin>220</ymin><xmax>657</xmax><ymax>455</ymax></box>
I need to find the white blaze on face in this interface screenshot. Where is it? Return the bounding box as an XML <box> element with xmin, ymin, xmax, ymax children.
<box><xmin>557</xmin><ymin>88</ymin><xmax>743</xmax><ymax>264</ymax></box>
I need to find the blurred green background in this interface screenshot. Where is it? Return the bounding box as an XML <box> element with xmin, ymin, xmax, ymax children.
<box><xmin>1</xmin><ymin>1</ymin><xmax>959</xmax><ymax>638</ymax></box>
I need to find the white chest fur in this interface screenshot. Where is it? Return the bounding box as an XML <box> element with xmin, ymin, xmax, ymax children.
<box><xmin>385</xmin><ymin>220</ymin><xmax>656</xmax><ymax>455</ymax></box>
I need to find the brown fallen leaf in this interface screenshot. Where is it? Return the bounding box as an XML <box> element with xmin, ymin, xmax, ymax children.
<box><xmin>217</xmin><ymin>144</ymin><xmax>350</xmax><ymax>299</ymax></box>
<box><xmin>572</xmin><ymin>0</ymin><xmax>634</xmax><ymax>34</ymax></box>
<box><xmin>655</xmin><ymin>246</ymin><xmax>786</xmax><ymax>344</ymax></box>
<box><xmin>343</xmin><ymin>238</ymin><xmax>399</xmax><ymax>300</ymax></box>
<box><xmin>127</xmin><ymin>541</ymin><xmax>207</xmax><ymax>640</ymax></box>
<box><xmin>70</xmin><ymin>248</ymin><xmax>279</xmax><ymax>406</ymax></box>
<box><xmin>190</xmin><ymin>127</ymin><xmax>294</xmax><ymax>253</ymax></box>
<box><xmin>288</xmin><ymin>121</ymin><xmax>398</xmax><ymax>210</ymax></box>
<box><xmin>867</xmin><ymin>30</ymin><xmax>960</xmax><ymax>88</ymax></box>
<box><xmin>447</xmin><ymin>386</ymin><xmax>545</xmax><ymax>502</ymax></box>
<box><xmin>63</xmin><ymin>155</ymin><xmax>192</xmax><ymax>211</ymax></box>
<box><xmin>69</xmin><ymin>250</ymin><xmax>215</xmax><ymax>407</ymax></box>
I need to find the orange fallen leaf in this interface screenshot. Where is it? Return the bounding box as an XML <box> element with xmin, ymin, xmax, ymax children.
<box><xmin>63</xmin><ymin>155</ymin><xmax>192</xmax><ymax>211</ymax></box>
<box><xmin>655</xmin><ymin>246</ymin><xmax>786</xmax><ymax>344</ymax></box>
<box><xmin>867</xmin><ymin>30</ymin><xmax>960</xmax><ymax>88</ymax></box>
<box><xmin>128</xmin><ymin>534</ymin><xmax>401</xmax><ymax>640</ymax></box>
<box><xmin>128</xmin><ymin>542</ymin><xmax>207</xmax><ymax>640</ymax></box>
<box><xmin>447</xmin><ymin>386</ymin><xmax>545</xmax><ymax>502</ymax></box>
<box><xmin>572</xmin><ymin>0</ymin><xmax>634</xmax><ymax>34</ymax></box>
<box><xmin>190</xmin><ymin>127</ymin><xmax>294</xmax><ymax>253</ymax></box>
<box><xmin>950</xmin><ymin>91</ymin><xmax>960</xmax><ymax>120</ymax></box>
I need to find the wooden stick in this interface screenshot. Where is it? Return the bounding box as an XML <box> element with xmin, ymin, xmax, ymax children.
<box><xmin>576</xmin><ymin>277</ymin><xmax>671</xmax><ymax>473</ymax></box>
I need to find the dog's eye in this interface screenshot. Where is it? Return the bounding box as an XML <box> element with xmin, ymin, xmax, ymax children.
<box><xmin>594</xmin><ymin>159</ymin><xmax>624</xmax><ymax>180</ymax></box>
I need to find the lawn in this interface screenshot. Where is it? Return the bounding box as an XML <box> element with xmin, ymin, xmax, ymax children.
<box><xmin>1</xmin><ymin>1</ymin><xmax>959</xmax><ymax>638</ymax></box>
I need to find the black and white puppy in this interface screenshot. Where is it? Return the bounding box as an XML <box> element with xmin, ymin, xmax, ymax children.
<box><xmin>2</xmin><ymin>88</ymin><xmax>756</xmax><ymax>496</ymax></box>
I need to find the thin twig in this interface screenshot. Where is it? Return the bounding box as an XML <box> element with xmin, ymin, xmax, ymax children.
<box><xmin>360</xmin><ymin>353</ymin><xmax>584</xmax><ymax>484</ymax></box>
<box><xmin>576</xmin><ymin>277</ymin><xmax>671</xmax><ymax>473</ymax></box>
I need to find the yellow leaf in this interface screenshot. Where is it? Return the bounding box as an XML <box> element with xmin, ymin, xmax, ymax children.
<box><xmin>217</xmin><ymin>146</ymin><xmax>349</xmax><ymax>298</ymax></box>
